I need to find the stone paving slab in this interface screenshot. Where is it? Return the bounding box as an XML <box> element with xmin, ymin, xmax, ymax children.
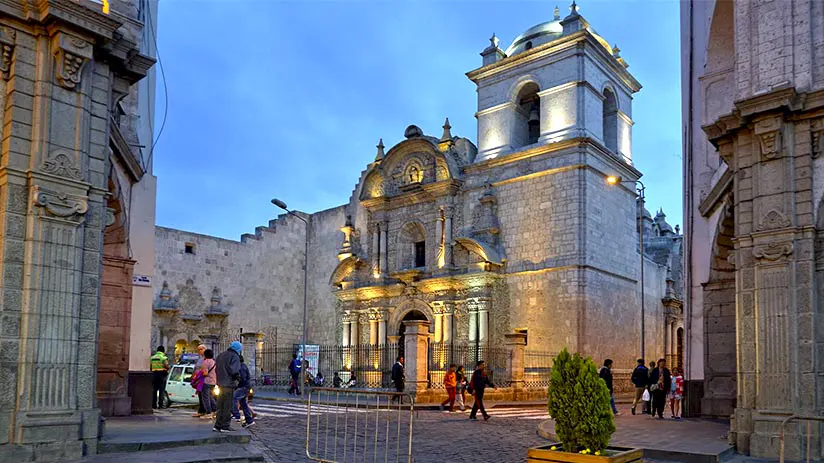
<box><xmin>65</xmin><ymin>443</ymin><xmax>264</xmax><ymax>463</ymax></box>
<box><xmin>99</xmin><ymin>408</ymin><xmax>250</xmax><ymax>453</ymax></box>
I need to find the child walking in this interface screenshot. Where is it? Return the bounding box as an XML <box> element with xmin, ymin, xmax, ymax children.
<box><xmin>670</xmin><ymin>367</ymin><xmax>684</xmax><ymax>420</ymax></box>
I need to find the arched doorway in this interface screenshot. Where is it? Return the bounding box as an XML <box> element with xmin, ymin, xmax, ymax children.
<box><xmin>397</xmin><ymin>310</ymin><xmax>428</xmax><ymax>358</ymax></box>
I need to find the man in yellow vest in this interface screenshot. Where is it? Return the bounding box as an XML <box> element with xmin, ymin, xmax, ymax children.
<box><xmin>150</xmin><ymin>346</ymin><xmax>170</xmax><ymax>409</ymax></box>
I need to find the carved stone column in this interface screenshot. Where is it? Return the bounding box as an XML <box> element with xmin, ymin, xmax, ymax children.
<box><xmin>369</xmin><ymin>314</ymin><xmax>378</xmax><ymax>346</ymax></box>
<box><xmin>444</xmin><ymin>210</ymin><xmax>453</xmax><ymax>267</ymax></box>
<box><xmin>371</xmin><ymin>224</ymin><xmax>380</xmax><ymax>277</ymax></box>
<box><xmin>402</xmin><ymin>320</ymin><xmax>431</xmax><ymax>394</ymax></box>
<box><xmin>442</xmin><ymin>303</ymin><xmax>454</xmax><ymax>344</ymax></box>
<box><xmin>478</xmin><ymin>299</ymin><xmax>490</xmax><ymax>344</ymax></box>
<box><xmin>468</xmin><ymin>302</ymin><xmax>478</xmax><ymax>344</ymax></box>
<box><xmin>342</xmin><ymin>316</ymin><xmax>351</xmax><ymax>347</ymax></box>
<box><xmin>433</xmin><ymin>310</ymin><xmax>443</xmax><ymax>343</ymax></box>
<box><xmin>380</xmin><ymin>223</ymin><xmax>388</xmax><ymax>277</ymax></box>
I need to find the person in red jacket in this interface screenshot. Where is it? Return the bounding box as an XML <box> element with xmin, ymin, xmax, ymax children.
<box><xmin>440</xmin><ymin>364</ymin><xmax>457</xmax><ymax>412</ymax></box>
<box><xmin>468</xmin><ymin>360</ymin><xmax>496</xmax><ymax>421</ymax></box>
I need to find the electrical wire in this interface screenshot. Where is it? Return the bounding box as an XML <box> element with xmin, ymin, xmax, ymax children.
<box><xmin>143</xmin><ymin>0</ymin><xmax>168</xmax><ymax>172</ymax></box>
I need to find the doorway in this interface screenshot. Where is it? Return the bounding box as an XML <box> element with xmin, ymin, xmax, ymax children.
<box><xmin>397</xmin><ymin>310</ymin><xmax>427</xmax><ymax>358</ymax></box>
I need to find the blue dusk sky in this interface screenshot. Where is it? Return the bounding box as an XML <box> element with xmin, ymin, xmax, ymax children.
<box><xmin>153</xmin><ymin>0</ymin><xmax>683</xmax><ymax>240</ymax></box>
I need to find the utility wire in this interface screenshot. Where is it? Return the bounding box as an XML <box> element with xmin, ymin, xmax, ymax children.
<box><xmin>144</xmin><ymin>0</ymin><xmax>168</xmax><ymax>172</ymax></box>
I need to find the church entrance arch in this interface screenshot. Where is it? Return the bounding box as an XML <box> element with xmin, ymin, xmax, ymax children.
<box><xmin>392</xmin><ymin>299</ymin><xmax>434</xmax><ymax>358</ymax></box>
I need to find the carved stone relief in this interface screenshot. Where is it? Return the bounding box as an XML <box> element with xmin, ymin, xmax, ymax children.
<box><xmin>52</xmin><ymin>33</ymin><xmax>93</xmax><ymax>90</ymax></box>
<box><xmin>32</xmin><ymin>186</ymin><xmax>88</xmax><ymax>221</ymax></box>
<box><xmin>754</xmin><ymin>118</ymin><xmax>783</xmax><ymax>161</ymax></box>
<box><xmin>0</xmin><ymin>27</ymin><xmax>16</xmax><ymax>80</ymax></box>
<box><xmin>812</xmin><ymin>119</ymin><xmax>824</xmax><ymax>159</ymax></box>
<box><xmin>757</xmin><ymin>209</ymin><xmax>791</xmax><ymax>231</ymax></box>
<box><xmin>41</xmin><ymin>150</ymin><xmax>82</xmax><ymax>180</ymax></box>
<box><xmin>753</xmin><ymin>242</ymin><xmax>793</xmax><ymax>262</ymax></box>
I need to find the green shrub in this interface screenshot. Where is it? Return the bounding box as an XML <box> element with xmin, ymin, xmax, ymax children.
<box><xmin>547</xmin><ymin>348</ymin><xmax>615</xmax><ymax>453</ymax></box>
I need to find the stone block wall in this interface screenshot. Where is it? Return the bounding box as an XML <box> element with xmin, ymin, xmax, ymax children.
<box><xmin>155</xmin><ymin>207</ymin><xmax>344</xmax><ymax>347</ymax></box>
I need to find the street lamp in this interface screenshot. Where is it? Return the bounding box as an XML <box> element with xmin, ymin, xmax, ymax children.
<box><xmin>271</xmin><ymin>198</ymin><xmax>310</xmax><ymax>396</ymax></box>
<box><xmin>605</xmin><ymin>175</ymin><xmax>647</xmax><ymax>362</ymax></box>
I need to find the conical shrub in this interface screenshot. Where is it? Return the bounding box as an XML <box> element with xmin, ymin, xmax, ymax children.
<box><xmin>547</xmin><ymin>348</ymin><xmax>615</xmax><ymax>453</ymax></box>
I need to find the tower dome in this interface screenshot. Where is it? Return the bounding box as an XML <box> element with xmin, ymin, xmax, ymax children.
<box><xmin>505</xmin><ymin>20</ymin><xmax>564</xmax><ymax>56</ymax></box>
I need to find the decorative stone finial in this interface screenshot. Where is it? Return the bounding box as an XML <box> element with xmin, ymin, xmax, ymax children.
<box><xmin>554</xmin><ymin>5</ymin><xmax>561</xmax><ymax>20</ymax></box>
<box><xmin>569</xmin><ymin>0</ymin><xmax>579</xmax><ymax>16</ymax></box>
<box><xmin>675</xmin><ymin>224</ymin><xmax>681</xmax><ymax>235</ymax></box>
<box><xmin>490</xmin><ymin>33</ymin><xmax>499</xmax><ymax>49</ymax></box>
<box><xmin>612</xmin><ymin>44</ymin><xmax>621</xmax><ymax>57</ymax></box>
<box><xmin>404</xmin><ymin>125</ymin><xmax>423</xmax><ymax>139</ymax></box>
<box><xmin>441</xmin><ymin>118</ymin><xmax>453</xmax><ymax>142</ymax></box>
<box><xmin>375</xmin><ymin>138</ymin><xmax>385</xmax><ymax>162</ymax></box>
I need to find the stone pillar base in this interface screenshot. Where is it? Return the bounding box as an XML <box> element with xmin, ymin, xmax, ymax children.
<box><xmin>98</xmin><ymin>394</ymin><xmax>132</xmax><ymax>417</ymax></box>
<box><xmin>128</xmin><ymin>371</ymin><xmax>154</xmax><ymax>415</ymax></box>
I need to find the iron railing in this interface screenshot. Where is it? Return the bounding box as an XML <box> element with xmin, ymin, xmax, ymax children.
<box><xmin>427</xmin><ymin>343</ymin><xmax>510</xmax><ymax>389</ymax></box>
<box><xmin>524</xmin><ymin>350</ymin><xmax>555</xmax><ymax>390</ymax></box>
<box><xmin>777</xmin><ymin>415</ymin><xmax>824</xmax><ymax>463</ymax></box>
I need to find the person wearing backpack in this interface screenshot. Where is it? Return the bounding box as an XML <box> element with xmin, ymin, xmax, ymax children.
<box><xmin>468</xmin><ymin>360</ymin><xmax>495</xmax><ymax>421</ymax></box>
<box><xmin>231</xmin><ymin>355</ymin><xmax>255</xmax><ymax>428</ymax></box>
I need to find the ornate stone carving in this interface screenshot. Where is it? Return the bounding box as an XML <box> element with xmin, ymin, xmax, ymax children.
<box><xmin>105</xmin><ymin>207</ymin><xmax>116</xmax><ymax>227</ymax></box>
<box><xmin>812</xmin><ymin>119</ymin><xmax>824</xmax><ymax>159</ymax></box>
<box><xmin>32</xmin><ymin>186</ymin><xmax>88</xmax><ymax>220</ymax></box>
<box><xmin>754</xmin><ymin>118</ymin><xmax>783</xmax><ymax>160</ymax></box>
<box><xmin>753</xmin><ymin>242</ymin><xmax>793</xmax><ymax>262</ymax></box>
<box><xmin>757</xmin><ymin>209</ymin><xmax>791</xmax><ymax>231</ymax></box>
<box><xmin>52</xmin><ymin>34</ymin><xmax>92</xmax><ymax>90</ymax></box>
<box><xmin>758</xmin><ymin>131</ymin><xmax>782</xmax><ymax>160</ymax></box>
<box><xmin>41</xmin><ymin>150</ymin><xmax>82</xmax><ymax>179</ymax></box>
<box><xmin>0</xmin><ymin>27</ymin><xmax>16</xmax><ymax>80</ymax></box>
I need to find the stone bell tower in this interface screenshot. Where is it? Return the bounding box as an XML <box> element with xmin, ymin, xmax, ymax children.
<box><xmin>462</xmin><ymin>3</ymin><xmax>651</xmax><ymax>366</ymax></box>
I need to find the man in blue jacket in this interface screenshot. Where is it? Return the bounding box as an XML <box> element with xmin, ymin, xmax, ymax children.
<box><xmin>213</xmin><ymin>341</ymin><xmax>242</xmax><ymax>433</ymax></box>
<box><xmin>630</xmin><ymin>358</ymin><xmax>648</xmax><ymax>415</ymax></box>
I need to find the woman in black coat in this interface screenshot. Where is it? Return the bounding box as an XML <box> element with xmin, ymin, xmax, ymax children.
<box><xmin>648</xmin><ymin>358</ymin><xmax>671</xmax><ymax>419</ymax></box>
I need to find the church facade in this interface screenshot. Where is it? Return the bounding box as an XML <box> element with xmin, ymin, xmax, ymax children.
<box><xmin>154</xmin><ymin>7</ymin><xmax>682</xmax><ymax>375</ymax></box>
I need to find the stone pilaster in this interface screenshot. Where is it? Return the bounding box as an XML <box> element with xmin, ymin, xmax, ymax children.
<box><xmin>704</xmin><ymin>88</ymin><xmax>820</xmax><ymax>460</ymax></box>
<box><xmin>505</xmin><ymin>333</ymin><xmax>527</xmax><ymax>392</ymax></box>
<box><xmin>240</xmin><ymin>332</ymin><xmax>259</xmax><ymax>375</ymax></box>
<box><xmin>402</xmin><ymin>320</ymin><xmax>430</xmax><ymax>394</ymax></box>
<box><xmin>0</xmin><ymin>2</ymin><xmax>151</xmax><ymax>460</ymax></box>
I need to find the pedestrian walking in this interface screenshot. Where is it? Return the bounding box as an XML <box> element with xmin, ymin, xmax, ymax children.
<box><xmin>231</xmin><ymin>355</ymin><xmax>255</xmax><ymax>428</ymax></box>
<box><xmin>630</xmin><ymin>358</ymin><xmax>648</xmax><ymax>415</ymax></box>
<box><xmin>598</xmin><ymin>359</ymin><xmax>620</xmax><ymax>416</ymax></box>
<box><xmin>288</xmin><ymin>355</ymin><xmax>302</xmax><ymax>395</ymax></box>
<box><xmin>213</xmin><ymin>341</ymin><xmax>242</xmax><ymax>433</ymax></box>
<box><xmin>150</xmin><ymin>346</ymin><xmax>170</xmax><ymax>409</ymax></box>
<box><xmin>440</xmin><ymin>364</ymin><xmax>457</xmax><ymax>412</ymax></box>
<box><xmin>670</xmin><ymin>367</ymin><xmax>684</xmax><ymax>419</ymax></box>
<box><xmin>468</xmin><ymin>360</ymin><xmax>495</xmax><ymax>421</ymax></box>
<box><xmin>391</xmin><ymin>356</ymin><xmax>405</xmax><ymax>403</ymax></box>
<box><xmin>648</xmin><ymin>358</ymin><xmax>671</xmax><ymax>420</ymax></box>
<box><xmin>644</xmin><ymin>360</ymin><xmax>656</xmax><ymax>414</ymax></box>
<box><xmin>200</xmin><ymin>349</ymin><xmax>217</xmax><ymax>419</ymax></box>
<box><xmin>193</xmin><ymin>344</ymin><xmax>207</xmax><ymax>417</ymax></box>
<box><xmin>455</xmin><ymin>365</ymin><xmax>467</xmax><ymax>411</ymax></box>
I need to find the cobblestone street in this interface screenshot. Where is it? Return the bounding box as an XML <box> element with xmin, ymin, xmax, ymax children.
<box><xmin>248</xmin><ymin>402</ymin><xmax>547</xmax><ymax>463</ymax></box>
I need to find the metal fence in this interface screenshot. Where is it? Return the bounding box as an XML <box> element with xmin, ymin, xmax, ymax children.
<box><xmin>427</xmin><ymin>343</ymin><xmax>510</xmax><ymax>389</ymax></box>
<box><xmin>258</xmin><ymin>344</ymin><xmax>400</xmax><ymax>390</ymax></box>
<box><xmin>524</xmin><ymin>350</ymin><xmax>556</xmax><ymax>390</ymax></box>
<box><xmin>306</xmin><ymin>387</ymin><xmax>414</xmax><ymax>463</ymax></box>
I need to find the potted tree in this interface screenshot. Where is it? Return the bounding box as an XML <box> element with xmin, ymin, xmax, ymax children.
<box><xmin>528</xmin><ymin>349</ymin><xmax>642</xmax><ymax>463</ymax></box>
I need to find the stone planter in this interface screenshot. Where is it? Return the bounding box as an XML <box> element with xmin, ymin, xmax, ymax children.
<box><xmin>527</xmin><ymin>444</ymin><xmax>642</xmax><ymax>463</ymax></box>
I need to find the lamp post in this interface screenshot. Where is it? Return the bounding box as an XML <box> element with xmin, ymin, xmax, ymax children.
<box><xmin>271</xmin><ymin>198</ymin><xmax>310</xmax><ymax>396</ymax></box>
<box><xmin>605</xmin><ymin>175</ymin><xmax>646</xmax><ymax>362</ymax></box>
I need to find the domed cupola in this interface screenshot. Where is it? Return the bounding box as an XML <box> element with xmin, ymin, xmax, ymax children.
<box><xmin>505</xmin><ymin>7</ymin><xmax>564</xmax><ymax>56</ymax></box>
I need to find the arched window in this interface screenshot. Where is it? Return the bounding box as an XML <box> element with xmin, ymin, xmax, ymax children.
<box><xmin>602</xmin><ymin>87</ymin><xmax>618</xmax><ymax>153</ymax></box>
<box><xmin>514</xmin><ymin>82</ymin><xmax>540</xmax><ymax>148</ymax></box>
<box><xmin>398</xmin><ymin>222</ymin><xmax>426</xmax><ymax>270</ymax></box>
